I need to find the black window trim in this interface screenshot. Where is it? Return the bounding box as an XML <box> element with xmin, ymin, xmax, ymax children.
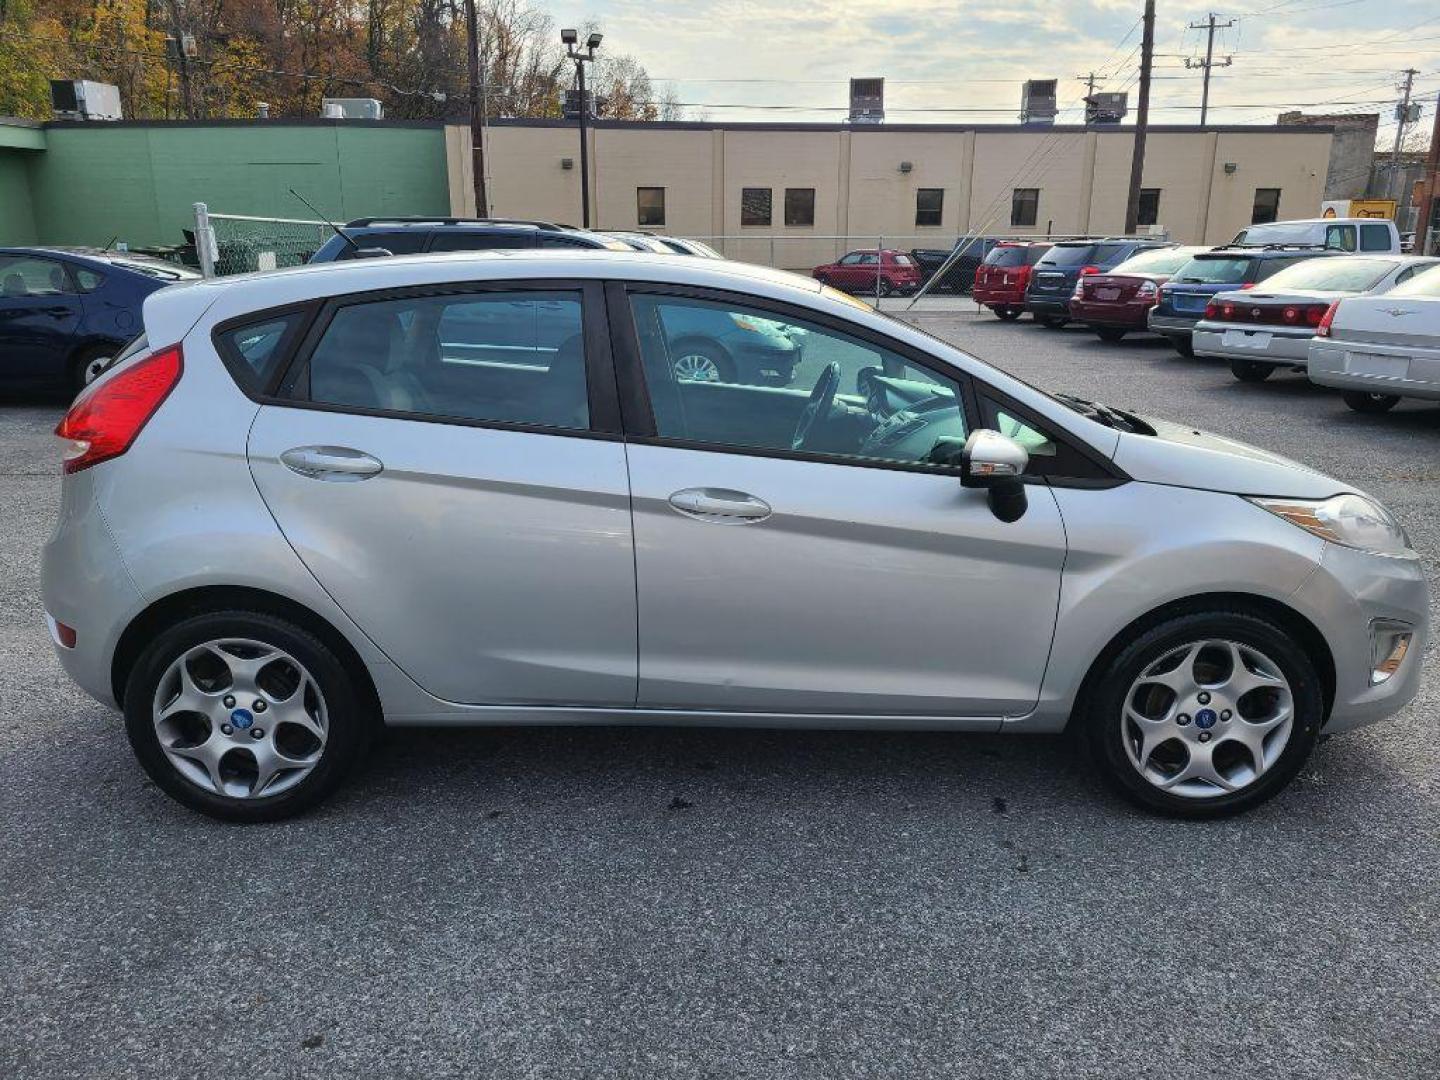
<box><xmin>226</xmin><ymin>278</ymin><xmax>623</xmax><ymax>441</ymax></box>
<box><xmin>607</xmin><ymin>280</ymin><xmax>1125</xmax><ymax>485</ymax></box>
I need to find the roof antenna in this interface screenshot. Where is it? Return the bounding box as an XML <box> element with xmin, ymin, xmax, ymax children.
<box><xmin>289</xmin><ymin>189</ymin><xmax>391</xmax><ymax>259</ymax></box>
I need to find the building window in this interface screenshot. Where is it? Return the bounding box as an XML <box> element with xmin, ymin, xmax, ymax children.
<box><xmin>741</xmin><ymin>187</ymin><xmax>772</xmax><ymax>227</ymax></box>
<box><xmin>784</xmin><ymin>188</ymin><xmax>816</xmax><ymax>227</ymax></box>
<box><xmin>1011</xmin><ymin>188</ymin><xmax>1039</xmax><ymax>228</ymax></box>
<box><xmin>1251</xmin><ymin>188</ymin><xmax>1281</xmax><ymax>225</ymax></box>
<box><xmin>915</xmin><ymin>188</ymin><xmax>944</xmax><ymax>227</ymax></box>
<box><xmin>637</xmin><ymin>187</ymin><xmax>665</xmax><ymax>227</ymax></box>
<box><xmin>1137</xmin><ymin>188</ymin><xmax>1161</xmax><ymax>228</ymax></box>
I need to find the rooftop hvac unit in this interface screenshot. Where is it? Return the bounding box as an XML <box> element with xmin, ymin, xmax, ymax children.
<box><xmin>1020</xmin><ymin>79</ymin><xmax>1058</xmax><ymax>125</ymax></box>
<box><xmin>563</xmin><ymin>88</ymin><xmax>597</xmax><ymax>120</ymax></box>
<box><xmin>849</xmin><ymin>77</ymin><xmax>885</xmax><ymax>125</ymax></box>
<box><xmin>49</xmin><ymin>80</ymin><xmax>123</xmax><ymax>122</ymax></box>
<box><xmin>321</xmin><ymin>97</ymin><xmax>384</xmax><ymax>120</ymax></box>
<box><xmin>1086</xmin><ymin>91</ymin><xmax>1128</xmax><ymax>125</ymax></box>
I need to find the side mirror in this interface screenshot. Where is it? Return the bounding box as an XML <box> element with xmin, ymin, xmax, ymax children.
<box><xmin>960</xmin><ymin>429</ymin><xmax>1029</xmax><ymax>523</ymax></box>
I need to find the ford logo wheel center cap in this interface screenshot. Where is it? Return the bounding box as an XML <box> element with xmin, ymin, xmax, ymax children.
<box><xmin>230</xmin><ymin>708</ymin><xmax>255</xmax><ymax>731</ymax></box>
<box><xmin>1194</xmin><ymin>708</ymin><xmax>1218</xmax><ymax>730</ymax></box>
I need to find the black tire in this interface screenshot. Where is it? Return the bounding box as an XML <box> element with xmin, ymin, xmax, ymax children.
<box><xmin>1230</xmin><ymin>358</ymin><xmax>1274</xmax><ymax>383</ymax></box>
<box><xmin>1036</xmin><ymin>314</ymin><xmax>1068</xmax><ymax>329</ymax></box>
<box><xmin>1342</xmin><ymin>390</ymin><xmax>1401</xmax><ymax>414</ymax></box>
<box><xmin>123</xmin><ymin>610</ymin><xmax>373</xmax><ymax>822</ymax></box>
<box><xmin>670</xmin><ymin>340</ymin><xmax>736</xmax><ymax>384</ymax></box>
<box><xmin>993</xmin><ymin>307</ymin><xmax>1023</xmax><ymax>322</ymax></box>
<box><xmin>877</xmin><ymin>278</ymin><xmax>894</xmax><ymax>298</ymax></box>
<box><xmin>70</xmin><ymin>343</ymin><xmax>117</xmax><ymax>396</ymax></box>
<box><xmin>1095</xmin><ymin>326</ymin><xmax>1128</xmax><ymax>343</ymax></box>
<box><xmin>1081</xmin><ymin>610</ymin><xmax>1324</xmax><ymax>819</ymax></box>
<box><xmin>1172</xmin><ymin>336</ymin><xmax>1194</xmax><ymax>358</ymax></box>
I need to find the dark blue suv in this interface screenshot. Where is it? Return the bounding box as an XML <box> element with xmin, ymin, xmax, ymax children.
<box><xmin>1148</xmin><ymin>246</ymin><xmax>1345</xmax><ymax>356</ymax></box>
<box><xmin>0</xmin><ymin>247</ymin><xmax>199</xmax><ymax>394</ymax></box>
<box><xmin>309</xmin><ymin>217</ymin><xmax>630</xmax><ymax>262</ymax></box>
<box><xmin>1024</xmin><ymin>238</ymin><xmax>1171</xmax><ymax>327</ymax></box>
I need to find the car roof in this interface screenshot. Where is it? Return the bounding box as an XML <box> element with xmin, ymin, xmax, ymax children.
<box><xmin>0</xmin><ymin>245</ymin><xmax>196</xmax><ymax>271</ymax></box>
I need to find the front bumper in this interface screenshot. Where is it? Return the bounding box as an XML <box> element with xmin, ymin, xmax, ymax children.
<box><xmin>1291</xmin><ymin>543</ymin><xmax>1430</xmax><ymax>733</ymax></box>
<box><xmin>1308</xmin><ymin>339</ymin><xmax>1440</xmax><ymax>401</ymax></box>
<box><xmin>1193</xmin><ymin>322</ymin><xmax>1313</xmax><ymax>365</ymax></box>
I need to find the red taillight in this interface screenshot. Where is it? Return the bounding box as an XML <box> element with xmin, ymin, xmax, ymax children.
<box><xmin>55</xmin><ymin>344</ymin><xmax>183</xmax><ymax>474</ymax></box>
<box><xmin>1079</xmin><ymin>265</ymin><xmax>1101</xmax><ymax>276</ymax></box>
<box><xmin>1315</xmin><ymin>300</ymin><xmax>1341</xmax><ymax>337</ymax></box>
<box><xmin>1303</xmin><ymin>304</ymin><xmax>1328</xmax><ymax>327</ymax></box>
<box><xmin>1204</xmin><ymin>301</ymin><xmax>1219</xmax><ymax>319</ymax></box>
<box><xmin>1221</xmin><ymin>302</ymin><xmax>1236</xmax><ymax>320</ymax></box>
<box><xmin>1239</xmin><ymin>282</ymin><xmax>1256</xmax><ymax>290</ymax></box>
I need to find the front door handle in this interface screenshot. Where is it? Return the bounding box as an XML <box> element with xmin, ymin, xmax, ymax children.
<box><xmin>280</xmin><ymin>445</ymin><xmax>384</xmax><ymax>482</ymax></box>
<box><xmin>667</xmin><ymin>487</ymin><xmax>772</xmax><ymax>523</ymax></box>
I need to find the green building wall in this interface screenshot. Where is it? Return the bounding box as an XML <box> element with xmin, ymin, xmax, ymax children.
<box><xmin>0</xmin><ymin>151</ymin><xmax>38</xmax><ymax>244</ymax></box>
<box><xmin>14</xmin><ymin>121</ymin><xmax>454</xmax><ymax>249</ymax></box>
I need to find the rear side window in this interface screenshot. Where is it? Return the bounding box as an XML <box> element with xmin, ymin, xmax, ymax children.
<box><xmin>338</xmin><ymin>232</ymin><xmax>429</xmax><ymax>258</ymax></box>
<box><xmin>1360</xmin><ymin>223</ymin><xmax>1392</xmax><ymax>252</ymax></box>
<box><xmin>1090</xmin><ymin>243</ymin><xmax>1128</xmax><ymax>263</ymax></box>
<box><xmin>1039</xmin><ymin>244</ymin><xmax>1098</xmax><ymax>267</ymax></box>
<box><xmin>428</xmin><ymin>232</ymin><xmax>535</xmax><ymax>252</ymax></box>
<box><xmin>215</xmin><ymin>311</ymin><xmax>310</xmax><ymax>394</ymax></box>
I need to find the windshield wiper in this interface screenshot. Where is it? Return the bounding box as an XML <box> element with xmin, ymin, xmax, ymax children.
<box><xmin>1054</xmin><ymin>393</ymin><xmax>1147</xmax><ymax>433</ymax></box>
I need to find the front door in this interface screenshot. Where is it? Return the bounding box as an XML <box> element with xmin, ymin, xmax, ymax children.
<box><xmin>617</xmin><ymin>289</ymin><xmax>1067</xmax><ymax>719</ymax></box>
<box><xmin>245</xmin><ymin>281</ymin><xmax>637</xmax><ymax>707</ymax></box>
<box><xmin>0</xmin><ymin>253</ymin><xmax>83</xmax><ymax>382</ymax></box>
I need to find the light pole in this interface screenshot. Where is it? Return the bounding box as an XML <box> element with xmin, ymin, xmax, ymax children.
<box><xmin>561</xmin><ymin>28</ymin><xmax>602</xmax><ymax>228</ymax></box>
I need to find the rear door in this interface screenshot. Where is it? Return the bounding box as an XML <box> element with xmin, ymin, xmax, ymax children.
<box><xmin>613</xmin><ymin>285</ymin><xmax>1067</xmax><ymax>719</ymax></box>
<box><xmin>0</xmin><ymin>253</ymin><xmax>84</xmax><ymax>381</ymax></box>
<box><xmin>244</xmin><ymin>279</ymin><xmax>638</xmax><ymax>707</ymax></box>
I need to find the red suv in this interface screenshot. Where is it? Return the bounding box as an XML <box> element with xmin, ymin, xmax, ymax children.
<box><xmin>813</xmin><ymin>250</ymin><xmax>922</xmax><ymax>296</ymax></box>
<box><xmin>972</xmin><ymin>242</ymin><xmax>1051</xmax><ymax>320</ymax></box>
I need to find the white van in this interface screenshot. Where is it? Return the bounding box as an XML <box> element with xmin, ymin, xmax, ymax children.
<box><xmin>1229</xmin><ymin>218</ymin><xmax>1400</xmax><ymax>254</ymax></box>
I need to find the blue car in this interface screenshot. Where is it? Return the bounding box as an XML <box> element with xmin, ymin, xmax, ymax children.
<box><xmin>0</xmin><ymin>247</ymin><xmax>200</xmax><ymax>393</ymax></box>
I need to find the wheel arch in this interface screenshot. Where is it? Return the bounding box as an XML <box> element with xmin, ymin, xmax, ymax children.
<box><xmin>111</xmin><ymin>585</ymin><xmax>382</xmax><ymax>725</ymax></box>
<box><xmin>1066</xmin><ymin>591</ymin><xmax>1336</xmax><ymax>732</ymax></box>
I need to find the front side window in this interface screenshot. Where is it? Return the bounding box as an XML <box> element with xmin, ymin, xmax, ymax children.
<box><xmin>1011</xmin><ymin>188</ymin><xmax>1039</xmax><ymax>227</ymax></box>
<box><xmin>637</xmin><ymin>187</ymin><xmax>666</xmax><ymax>227</ymax></box>
<box><xmin>1137</xmin><ymin>188</ymin><xmax>1161</xmax><ymax>227</ymax></box>
<box><xmin>784</xmin><ymin>188</ymin><xmax>816</xmax><ymax>227</ymax></box>
<box><xmin>302</xmin><ymin>290</ymin><xmax>589</xmax><ymax>430</ymax></box>
<box><xmin>0</xmin><ymin>255</ymin><xmax>73</xmax><ymax>297</ymax></box>
<box><xmin>915</xmin><ymin>188</ymin><xmax>944</xmax><ymax>227</ymax></box>
<box><xmin>1324</xmin><ymin>224</ymin><xmax>1357</xmax><ymax>252</ymax></box>
<box><xmin>1251</xmin><ymin>188</ymin><xmax>1282</xmax><ymax>225</ymax></box>
<box><xmin>630</xmin><ymin>294</ymin><xmax>967</xmax><ymax>468</ymax></box>
<box><xmin>741</xmin><ymin>187</ymin><xmax>772</xmax><ymax>227</ymax></box>
<box><xmin>1360</xmin><ymin>223</ymin><xmax>1392</xmax><ymax>252</ymax></box>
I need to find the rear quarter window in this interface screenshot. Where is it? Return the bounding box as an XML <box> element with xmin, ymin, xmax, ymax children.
<box><xmin>214</xmin><ymin>309</ymin><xmax>310</xmax><ymax>395</ymax></box>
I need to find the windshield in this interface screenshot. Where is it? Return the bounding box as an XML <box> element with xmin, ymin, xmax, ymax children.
<box><xmin>1256</xmin><ymin>258</ymin><xmax>1394</xmax><ymax>293</ymax></box>
<box><xmin>1232</xmin><ymin>223</ymin><xmax>1315</xmax><ymax>246</ymax></box>
<box><xmin>1109</xmin><ymin>248</ymin><xmax>1193</xmax><ymax>276</ymax></box>
<box><xmin>1170</xmin><ymin>256</ymin><xmax>1253</xmax><ymax>285</ymax></box>
<box><xmin>1038</xmin><ymin>244</ymin><xmax>1097</xmax><ymax>267</ymax></box>
<box><xmin>1390</xmin><ymin>264</ymin><xmax>1440</xmax><ymax>298</ymax></box>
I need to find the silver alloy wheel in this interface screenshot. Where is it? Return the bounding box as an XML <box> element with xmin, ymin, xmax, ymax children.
<box><xmin>673</xmin><ymin>352</ymin><xmax>722</xmax><ymax>382</ymax></box>
<box><xmin>152</xmin><ymin>638</ymin><xmax>329</xmax><ymax>799</ymax></box>
<box><xmin>1121</xmin><ymin>639</ymin><xmax>1293</xmax><ymax>799</ymax></box>
<box><xmin>82</xmin><ymin>355</ymin><xmax>113</xmax><ymax>385</ymax></box>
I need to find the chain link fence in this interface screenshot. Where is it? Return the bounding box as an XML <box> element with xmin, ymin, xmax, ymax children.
<box><xmin>193</xmin><ymin>203</ymin><xmax>331</xmax><ymax>277</ymax></box>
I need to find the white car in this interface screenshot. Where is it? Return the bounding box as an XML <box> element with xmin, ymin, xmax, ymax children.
<box><xmin>1229</xmin><ymin>218</ymin><xmax>1401</xmax><ymax>255</ymax></box>
<box><xmin>1192</xmin><ymin>256</ymin><xmax>1440</xmax><ymax>383</ymax></box>
<box><xmin>1308</xmin><ymin>263</ymin><xmax>1440</xmax><ymax>412</ymax></box>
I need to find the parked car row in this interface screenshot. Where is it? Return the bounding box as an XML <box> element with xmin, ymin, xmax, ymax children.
<box><xmin>973</xmin><ymin>221</ymin><xmax>1440</xmax><ymax>415</ymax></box>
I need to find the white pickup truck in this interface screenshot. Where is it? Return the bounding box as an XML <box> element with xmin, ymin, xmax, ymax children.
<box><xmin>1230</xmin><ymin>218</ymin><xmax>1401</xmax><ymax>255</ymax></box>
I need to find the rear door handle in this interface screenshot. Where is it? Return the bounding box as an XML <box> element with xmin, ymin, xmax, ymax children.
<box><xmin>280</xmin><ymin>445</ymin><xmax>384</xmax><ymax>482</ymax></box>
<box><xmin>667</xmin><ymin>487</ymin><xmax>772</xmax><ymax>523</ymax></box>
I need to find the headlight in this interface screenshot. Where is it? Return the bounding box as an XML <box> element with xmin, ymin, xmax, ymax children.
<box><xmin>1249</xmin><ymin>494</ymin><xmax>1410</xmax><ymax>556</ymax></box>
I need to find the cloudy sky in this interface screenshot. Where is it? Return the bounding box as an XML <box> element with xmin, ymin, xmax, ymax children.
<box><xmin>548</xmin><ymin>0</ymin><xmax>1439</xmax><ymax>142</ymax></box>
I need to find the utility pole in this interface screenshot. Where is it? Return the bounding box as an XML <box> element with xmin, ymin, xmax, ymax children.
<box><xmin>1389</xmin><ymin>68</ymin><xmax>1420</xmax><ymax>202</ymax></box>
<box><xmin>1124</xmin><ymin>0</ymin><xmax>1155</xmax><ymax>235</ymax></box>
<box><xmin>463</xmin><ymin>0</ymin><xmax>489</xmax><ymax>217</ymax></box>
<box><xmin>1413</xmin><ymin>90</ymin><xmax>1440</xmax><ymax>255</ymax></box>
<box><xmin>166</xmin><ymin>2</ymin><xmax>194</xmax><ymax>120</ymax></box>
<box><xmin>1185</xmin><ymin>13</ymin><xmax>1235</xmax><ymax>126</ymax></box>
<box><xmin>562</xmin><ymin>29</ymin><xmax>602</xmax><ymax>228</ymax></box>
<box><xmin>1077</xmin><ymin>72</ymin><xmax>1099</xmax><ymax>123</ymax></box>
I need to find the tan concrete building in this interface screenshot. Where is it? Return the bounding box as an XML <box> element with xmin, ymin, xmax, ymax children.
<box><xmin>463</xmin><ymin>119</ymin><xmax>1334</xmax><ymax>269</ymax></box>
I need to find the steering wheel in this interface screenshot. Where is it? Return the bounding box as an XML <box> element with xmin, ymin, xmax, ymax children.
<box><xmin>791</xmin><ymin>361</ymin><xmax>841</xmax><ymax>451</ymax></box>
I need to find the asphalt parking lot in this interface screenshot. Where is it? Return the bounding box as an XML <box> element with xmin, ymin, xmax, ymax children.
<box><xmin>3</xmin><ymin>310</ymin><xmax>1438</xmax><ymax>1080</ymax></box>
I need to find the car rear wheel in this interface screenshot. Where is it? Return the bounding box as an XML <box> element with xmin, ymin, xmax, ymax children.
<box><xmin>1341</xmin><ymin>390</ymin><xmax>1401</xmax><ymax>414</ymax></box>
<box><xmin>123</xmin><ymin>611</ymin><xmax>371</xmax><ymax>822</ymax></box>
<box><xmin>1171</xmin><ymin>337</ymin><xmax>1194</xmax><ymax>358</ymax></box>
<box><xmin>1095</xmin><ymin>327</ymin><xmax>1128</xmax><ymax>343</ymax></box>
<box><xmin>1036</xmin><ymin>315</ymin><xmax>1068</xmax><ymax>329</ymax></box>
<box><xmin>1230</xmin><ymin>358</ymin><xmax>1274</xmax><ymax>383</ymax></box>
<box><xmin>993</xmin><ymin>307</ymin><xmax>1022</xmax><ymax>322</ymax></box>
<box><xmin>1082</xmin><ymin>611</ymin><xmax>1323</xmax><ymax>818</ymax></box>
<box><xmin>72</xmin><ymin>344</ymin><xmax>116</xmax><ymax>395</ymax></box>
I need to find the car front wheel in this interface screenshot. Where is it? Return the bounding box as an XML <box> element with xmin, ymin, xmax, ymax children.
<box><xmin>1082</xmin><ymin>610</ymin><xmax>1323</xmax><ymax>818</ymax></box>
<box><xmin>1342</xmin><ymin>390</ymin><xmax>1400</xmax><ymax>413</ymax></box>
<box><xmin>123</xmin><ymin>611</ymin><xmax>371</xmax><ymax>821</ymax></box>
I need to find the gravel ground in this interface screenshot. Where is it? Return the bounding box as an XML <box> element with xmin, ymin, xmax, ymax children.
<box><xmin>3</xmin><ymin>313</ymin><xmax>1438</xmax><ymax>1080</ymax></box>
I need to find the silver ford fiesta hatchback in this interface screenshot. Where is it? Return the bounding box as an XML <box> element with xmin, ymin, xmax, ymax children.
<box><xmin>42</xmin><ymin>251</ymin><xmax>1427</xmax><ymax>821</ymax></box>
